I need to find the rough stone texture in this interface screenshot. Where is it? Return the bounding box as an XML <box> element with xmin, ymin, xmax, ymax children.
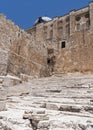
<box><xmin>0</xmin><ymin>3</ymin><xmax>93</xmax><ymax>77</ymax></box>
<box><xmin>25</xmin><ymin>2</ymin><xmax>93</xmax><ymax>76</ymax></box>
<box><xmin>0</xmin><ymin>14</ymin><xmax>48</xmax><ymax>78</ymax></box>
<box><xmin>0</xmin><ymin>14</ymin><xmax>21</xmax><ymax>76</ymax></box>
<box><xmin>0</xmin><ymin>74</ymin><xmax>93</xmax><ymax>129</ymax></box>
<box><xmin>0</xmin><ymin>2</ymin><xmax>93</xmax><ymax>130</ymax></box>
<box><xmin>8</xmin><ymin>32</ymin><xmax>48</xmax><ymax>77</ymax></box>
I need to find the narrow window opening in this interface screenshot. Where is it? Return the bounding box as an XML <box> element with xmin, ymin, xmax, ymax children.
<box><xmin>47</xmin><ymin>58</ymin><xmax>51</xmax><ymax>65</ymax></box>
<box><xmin>61</xmin><ymin>41</ymin><xmax>66</xmax><ymax>48</ymax></box>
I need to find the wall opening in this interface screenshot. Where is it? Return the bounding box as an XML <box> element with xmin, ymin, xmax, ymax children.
<box><xmin>47</xmin><ymin>58</ymin><xmax>51</xmax><ymax>65</ymax></box>
<box><xmin>61</xmin><ymin>41</ymin><xmax>66</xmax><ymax>48</ymax></box>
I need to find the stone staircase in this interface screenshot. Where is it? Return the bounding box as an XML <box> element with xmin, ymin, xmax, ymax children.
<box><xmin>0</xmin><ymin>74</ymin><xmax>93</xmax><ymax>130</ymax></box>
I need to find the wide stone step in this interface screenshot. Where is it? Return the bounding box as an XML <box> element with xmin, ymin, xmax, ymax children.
<box><xmin>1</xmin><ymin>74</ymin><xmax>93</xmax><ymax>130</ymax></box>
<box><xmin>31</xmin><ymin>92</ymin><xmax>93</xmax><ymax>99</ymax></box>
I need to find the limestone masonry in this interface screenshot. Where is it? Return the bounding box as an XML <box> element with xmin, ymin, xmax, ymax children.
<box><xmin>0</xmin><ymin>2</ymin><xmax>93</xmax><ymax>130</ymax></box>
<box><xmin>1</xmin><ymin>2</ymin><xmax>93</xmax><ymax>77</ymax></box>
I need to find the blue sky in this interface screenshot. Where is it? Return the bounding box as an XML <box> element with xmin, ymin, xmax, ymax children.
<box><xmin>0</xmin><ymin>0</ymin><xmax>91</xmax><ymax>29</ymax></box>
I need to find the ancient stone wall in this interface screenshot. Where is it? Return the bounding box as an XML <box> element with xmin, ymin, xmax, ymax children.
<box><xmin>8</xmin><ymin>31</ymin><xmax>48</xmax><ymax>77</ymax></box>
<box><xmin>0</xmin><ymin>14</ymin><xmax>21</xmax><ymax>75</ymax></box>
<box><xmin>0</xmin><ymin>14</ymin><xmax>49</xmax><ymax>77</ymax></box>
<box><xmin>26</xmin><ymin>2</ymin><xmax>93</xmax><ymax>75</ymax></box>
<box><xmin>0</xmin><ymin>2</ymin><xmax>93</xmax><ymax>77</ymax></box>
<box><xmin>55</xmin><ymin>30</ymin><xmax>93</xmax><ymax>74</ymax></box>
<box><xmin>54</xmin><ymin>2</ymin><xmax>93</xmax><ymax>74</ymax></box>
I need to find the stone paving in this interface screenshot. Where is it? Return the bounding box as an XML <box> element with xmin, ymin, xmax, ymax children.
<box><xmin>0</xmin><ymin>74</ymin><xmax>93</xmax><ymax>130</ymax></box>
